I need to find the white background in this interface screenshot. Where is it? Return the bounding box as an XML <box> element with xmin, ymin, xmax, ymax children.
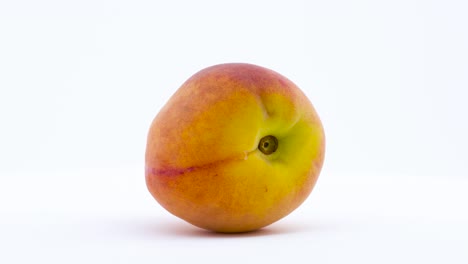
<box><xmin>1</xmin><ymin>0</ymin><xmax>467</xmax><ymax>263</ymax></box>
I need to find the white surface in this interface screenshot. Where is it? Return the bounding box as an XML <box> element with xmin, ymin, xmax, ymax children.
<box><xmin>1</xmin><ymin>169</ymin><xmax>467</xmax><ymax>263</ymax></box>
<box><xmin>1</xmin><ymin>0</ymin><xmax>468</xmax><ymax>263</ymax></box>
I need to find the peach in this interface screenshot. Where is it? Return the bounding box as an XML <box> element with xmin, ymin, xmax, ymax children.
<box><xmin>145</xmin><ymin>63</ymin><xmax>325</xmax><ymax>233</ymax></box>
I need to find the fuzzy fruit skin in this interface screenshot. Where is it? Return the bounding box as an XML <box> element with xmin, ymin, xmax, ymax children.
<box><xmin>145</xmin><ymin>63</ymin><xmax>325</xmax><ymax>233</ymax></box>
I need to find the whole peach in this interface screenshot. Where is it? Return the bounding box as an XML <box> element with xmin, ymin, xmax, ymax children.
<box><xmin>145</xmin><ymin>63</ymin><xmax>325</xmax><ymax>233</ymax></box>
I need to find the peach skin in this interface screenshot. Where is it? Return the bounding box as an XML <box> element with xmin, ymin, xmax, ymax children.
<box><xmin>145</xmin><ymin>63</ymin><xmax>325</xmax><ymax>233</ymax></box>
